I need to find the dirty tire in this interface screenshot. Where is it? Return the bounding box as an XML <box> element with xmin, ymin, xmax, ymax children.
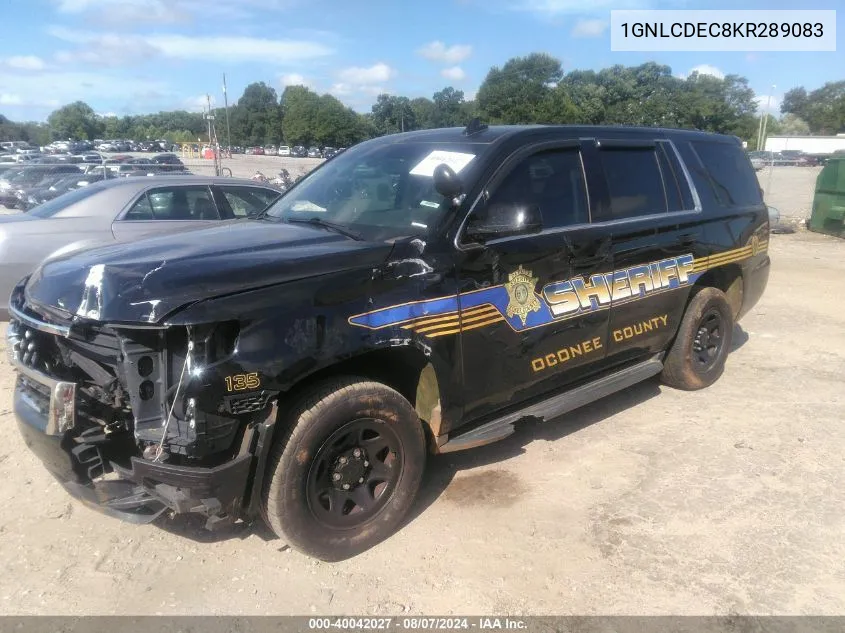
<box><xmin>262</xmin><ymin>377</ymin><xmax>426</xmax><ymax>561</ymax></box>
<box><xmin>661</xmin><ymin>287</ymin><xmax>734</xmax><ymax>391</ymax></box>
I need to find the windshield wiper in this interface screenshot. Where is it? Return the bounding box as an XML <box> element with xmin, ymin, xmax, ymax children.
<box><xmin>285</xmin><ymin>217</ymin><xmax>363</xmax><ymax>241</ymax></box>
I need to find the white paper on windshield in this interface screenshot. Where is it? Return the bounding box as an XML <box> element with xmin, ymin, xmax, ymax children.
<box><xmin>290</xmin><ymin>200</ymin><xmax>327</xmax><ymax>213</ymax></box>
<box><xmin>409</xmin><ymin>150</ymin><xmax>475</xmax><ymax>178</ymax></box>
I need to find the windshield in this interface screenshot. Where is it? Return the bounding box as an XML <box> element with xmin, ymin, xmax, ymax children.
<box><xmin>27</xmin><ymin>183</ymin><xmax>104</xmax><ymax>218</ymax></box>
<box><xmin>263</xmin><ymin>141</ymin><xmax>483</xmax><ymax>240</ymax></box>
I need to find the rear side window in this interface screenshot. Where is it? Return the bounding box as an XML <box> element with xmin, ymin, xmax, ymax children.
<box><xmin>689</xmin><ymin>141</ymin><xmax>762</xmax><ymax>207</ymax></box>
<box><xmin>124</xmin><ymin>186</ymin><xmax>220</xmax><ymax>221</ymax></box>
<box><xmin>598</xmin><ymin>147</ymin><xmax>667</xmax><ymax>219</ymax></box>
<box><xmin>220</xmin><ymin>185</ymin><xmax>281</xmax><ymax>217</ymax></box>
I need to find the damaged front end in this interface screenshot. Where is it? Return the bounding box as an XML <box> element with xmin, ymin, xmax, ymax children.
<box><xmin>7</xmin><ymin>283</ymin><xmax>278</xmax><ymax>530</ymax></box>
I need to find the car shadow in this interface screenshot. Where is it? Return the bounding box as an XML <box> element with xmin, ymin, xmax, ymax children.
<box><xmin>402</xmin><ymin>376</ymin><xmax>664</xmax><ymax>529</ymax></box>
<box><xmin>157</xmin><ymin>376</ymin><xmax>664</xmax><ymax>547</ymax></box>
<box><xmin>731</xmin><ymin>323</ymin><xmax>749</xmax><ymax>352</ymax></box>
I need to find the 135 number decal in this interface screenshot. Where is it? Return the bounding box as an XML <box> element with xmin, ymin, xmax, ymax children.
<box><xmin>224</xmin><ymin>372</ymin><xmax>261</xmax><ymax>392</ymax></box>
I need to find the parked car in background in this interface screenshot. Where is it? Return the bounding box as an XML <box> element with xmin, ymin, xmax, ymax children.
<box><xmin>0</xmin><ymin>176</ymin><xmax>283</xmax><ymax>316</ymax></box>
<box><xmin>322</xmin><ymin>147</ymin><xmax>338</xmax><ymax>159</ymax></box>
<box><xmin>264</xmin><ymin>145</ymin><xmax>278</xmax><ymax>156</ymax></box>
<box><xmin>307</xmin><ymin>146</ymin><xmax>321</xmax><ymax>158</ymax></box>
<box><xmin>0</xmin><ymin>164</ymin><xmax>84</xmax><ymax>207</ymax></box>
<box><xmin>292</xmin><ymin>145</ymin><xmax>307</xmax><ymax>158</ymax></box>
<box><xmin>151</xmin><ymin>153</ymin><xmax>186</xmax><ymax>172</ymax></box>
<box><xmin>278</xmin><ymin>145</ymin><xmax>292</xmax><ymax>157</ymax></box>
<box><xmin>16</xmin><ymin>172</ymin><xmax>108</xmax><ymax>211</ymax></box>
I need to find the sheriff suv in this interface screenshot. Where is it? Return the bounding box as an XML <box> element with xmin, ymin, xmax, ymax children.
<box><xmin>8</xmin><ymin>122</ymin><xmax>770</xmax><ymax>561</ymax></box>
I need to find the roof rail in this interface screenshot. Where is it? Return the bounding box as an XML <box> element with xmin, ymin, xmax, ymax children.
<box><xmin>463</xmin><ymin>118</ymin><xmax>489</xmax><ymax>136</ymax></box>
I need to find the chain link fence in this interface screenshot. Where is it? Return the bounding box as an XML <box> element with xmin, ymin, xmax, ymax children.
<box><xmin>0</xmin><ymin>151</ymin><xmax>326</xmax><ymax>212</ymax></box>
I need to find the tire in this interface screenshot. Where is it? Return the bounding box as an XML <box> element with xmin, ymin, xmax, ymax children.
<box><xmin>661</xmin><ymin>287</ymin><xmax>734</xmax><ymax>391</ymax></box>
<box><xmin>262</xmin><ymin>377</ymin><xmax>426</xmax><ymax>561</ymax></box>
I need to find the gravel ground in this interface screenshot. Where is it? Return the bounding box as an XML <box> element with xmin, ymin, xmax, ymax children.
<box><xmin>0</xmin><ymin>162</ymin><xmax>843</xmax><ymax>616</ymax></box>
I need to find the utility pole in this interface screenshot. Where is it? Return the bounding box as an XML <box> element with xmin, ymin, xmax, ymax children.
<box><xmin>759</xmin><ymin>84</ymin><xmax>776</xmax><ymax>152</ymax></box>
<box><xmin>205</xmin><ymin>93</ymin><xmax>221</xmax><ymax>176</ymax></box>
<box><xmin>223</xmin><ymin>73</ymin><xmax>232</xmax><ymax>153</ymax></box>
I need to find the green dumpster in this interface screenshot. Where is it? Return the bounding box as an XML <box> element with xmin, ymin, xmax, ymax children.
<box><xmin>809</xmin><ymin>157</ymin><xmax>845</xmax><ymax>238</ymax></box>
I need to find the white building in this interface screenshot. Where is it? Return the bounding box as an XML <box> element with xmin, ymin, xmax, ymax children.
<box><xmin>764</xmin><ymin>134</ymin><xmax>845</xmax><ymax>155</ymax></box>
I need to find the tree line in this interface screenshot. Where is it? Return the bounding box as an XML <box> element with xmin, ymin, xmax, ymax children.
<box><xmin>1</xmin><ymin>53</ymin><xmax>842</xmax><ymax>149</ymax></box>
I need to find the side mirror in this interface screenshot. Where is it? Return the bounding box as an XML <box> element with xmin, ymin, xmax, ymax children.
<box><xmin>465</xmin><ymin>202</ymin><xmax>543</xmax><ymax>243</ymax></box>
<box><xmin>433</xmin><ymin>163</ymin><xmax>463</xmax><ymax>199</ymax></box>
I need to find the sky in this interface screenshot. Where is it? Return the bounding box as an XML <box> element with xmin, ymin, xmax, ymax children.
<box><xmin>0</xmin><ymin>0</ymin><xmax>842</xmax><ymax>122</ymax></box>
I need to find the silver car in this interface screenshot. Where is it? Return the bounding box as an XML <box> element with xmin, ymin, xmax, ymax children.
<box><xmin>0</xmin><ymin>176</ymin><xmax>282</xmax><ymax>317</ymax></box>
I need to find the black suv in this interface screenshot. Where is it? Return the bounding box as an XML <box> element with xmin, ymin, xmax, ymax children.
<box><xmin>7</xmin><ymin>123</ymin><xmax>770</xmax><ymax>561</ymax></box>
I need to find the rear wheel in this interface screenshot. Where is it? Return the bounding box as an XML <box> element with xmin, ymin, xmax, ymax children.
<box><xmin>661</xmin><ymin>287</ymin><xmax>734</xmax><ymax>390</ymax></box>
<box><xmin>262</xmin><ymin>377</ymin><xmax>426</xmax><ymax>561</ymax></box>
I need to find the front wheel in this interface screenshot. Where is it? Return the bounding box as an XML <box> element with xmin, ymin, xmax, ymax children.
<box><xmin>262</xmin><ymin>377</ymin><xmax>426</xmax><ymax>561</ymax></box>
<box><xmin>661</xmin><ymin>287</ymin><xmax>734</xmax><ymax>390</ymax></box>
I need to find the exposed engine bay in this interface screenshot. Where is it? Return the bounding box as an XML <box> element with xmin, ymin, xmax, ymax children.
<box><xmin>7</xmin><ymin>286</ymin><xmax>278</xmax><ymax>528</ymax></box>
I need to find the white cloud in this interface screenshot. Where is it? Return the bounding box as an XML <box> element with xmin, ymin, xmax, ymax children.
<box><xmin>441</xmin><ymin>66</ymin><xmax>466</xmax><ymax>82</ymax></box>
<box><xmin>329</xmin><ymin>83</ymin><xmax>353</xmax><ymax>97</ymax></box>
<box><xmin>0</xmin><ymin>68</ymin><xmax>166</xmax><ymax>115</ymax></box>
<box><xmin>280</xmin><ymin>73</ymin><xmax>313</xmax><ymax>89</ymax></box>
<box><xmin>53</xmin><ymin>0</ymin><xmax>192</xmax><ymax>25</ymax></box>
<box><xmin>417</xmin><ymin>41</ymin><xmax>473</xmax><ymax>65</ymax></box>
<box><xmin>571</xmin><ymin>19</ymin><xmax>608</xmax><ymax>37</ymax></box>
<box><xmin>685</xmin><ymin>64</ymin><xmax>725</xmax><ymax>80</ymax></box>
<box><xmin>337</xmin><ymin>62</ymin><xmax>395</xmax><ymax>85</ymax></box>
<box><xmin>47</xmin><ymin>26</ymin><xmax>334</xmax><ymax>66</ymax></box>
<box><xmin>3</xmin><ymin>56</ymin><xmax>47</xmax><ymax>71</ymax></box>
<box><xmin>754</xmin><ymin>94</ymin><xmax>782</xmax><ymax>115</ymax></box>
<box><xmin>330</xmin><ymin>83</ymin><xmax>384</xmax><ymax>98</ymax></box>
<box><xmin>183</xmin><ymin>95</ymin><xmax>215</xmax><ymax>113</ymax></box>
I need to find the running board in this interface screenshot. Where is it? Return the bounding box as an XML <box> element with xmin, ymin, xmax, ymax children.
<box><xmin>438</xmin><ymin>355</ymin><xmax>664</xmax><ymax>454</ymax></box>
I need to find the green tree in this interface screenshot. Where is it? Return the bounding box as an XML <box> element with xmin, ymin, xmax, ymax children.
<box><xmin>779</xmin><ymin>113</ymin><xmax>811</xmax><ymax>135</ymax></box>
<box><xmin>281</xmin><ymin>85</ymin><xmax>320</xmax><ymax>146</ymax></box>
<box><xmin>476</xmin><ymin>53</ymin><xmax>563</xmax><ymax>124</ymax></box>
<box><xmin>47</xmin><ymin>101</ymin><xmax>103</xmax><ymax>140</ymax></box>
<box><xmin>781</xmin><ymin>81</ymin><xmax>845</xmax><ymax>135</ymax></box>
<box><xmin>409</xmin><ymin>97</ymin><xmax>435</xmax><ymax>130</ymax></box>
<box><xmin>371</xmin><ymin>94</ymin><xmax>416</xmax><ymax>134</ymax></box>
<box><xmin>313</xmin><ymin>94</ymin><xmax>362</xmax><ymax>146</ymax></box>
<box><xmin>431</xmin><ymin>87</ymin><xmax>466</xmax><ymax>127</ymax></box>
<box><xmin>230</xmin><ymin>82</ymin><xmax>282</xmax><ymax>146</ymax></box>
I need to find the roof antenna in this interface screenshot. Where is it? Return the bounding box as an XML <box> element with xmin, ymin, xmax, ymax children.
<box><xmin>463</xmin><ymin>118</ymin><xmax>488</xmax><ymax>136</ymax></box>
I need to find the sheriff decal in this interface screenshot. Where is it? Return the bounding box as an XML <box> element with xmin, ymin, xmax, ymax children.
<box><xmin>504</xmin><ymin>266</ymin><xmax>542</xmax><ymax>326</ymax></box>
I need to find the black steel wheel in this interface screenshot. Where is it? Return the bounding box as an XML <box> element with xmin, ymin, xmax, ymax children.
<box><xmin>262</xmin><ymin>377</ymin><xmax>426</xmax><ymax>561</ymax></box>
<box><xmin>306</xmin><ymin>419</ymin><xmax>403</xmax><ymax>530</ymax></box>
<box><xmin>661</xmin><ymin>286</ymin><xmax>734</xmax><ymax>391</ymax></box>
<box><xmin>692</xmin><ymin>307</ymin><xmax>726</xmax><ymax>370</ymax></box>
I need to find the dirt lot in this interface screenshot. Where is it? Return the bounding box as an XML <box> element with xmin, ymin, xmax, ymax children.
<box><xmin>0</xmin><ymin>166</ymin><xmax>843</xmax><ymax>616</ymax></box>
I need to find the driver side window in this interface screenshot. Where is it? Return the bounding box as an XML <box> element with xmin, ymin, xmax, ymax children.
<box><xmin>476</xmin><ymin>148</ymin><xmax>589</xmax><ymax>233</ymax></box>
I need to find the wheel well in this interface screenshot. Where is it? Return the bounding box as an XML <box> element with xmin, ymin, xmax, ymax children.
<box><xmin>694</xmin><ymin>263</ymin><xmax>743</xmax><ymax>319</ymax></box>
<box><xmin>278</xmin><ymin>347</ymin><xmax>437</xmax><ymax>437</ymax></box>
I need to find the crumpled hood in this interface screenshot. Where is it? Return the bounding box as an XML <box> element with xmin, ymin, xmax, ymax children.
<box><xmin>24</xmin><ymin>219</ymin><xmax>393</xmax><ymax>323</ymax></box>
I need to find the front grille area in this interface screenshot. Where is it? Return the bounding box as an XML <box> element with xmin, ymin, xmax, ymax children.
<box><xmin>225</xmin><ymin>391</ymin><xmax>272</xmax><ymax>415</ymax></box>
<box><xmin>10</xmin><ymin>294</ymin><xmax>253</xmax><ymax>463</ymax></box>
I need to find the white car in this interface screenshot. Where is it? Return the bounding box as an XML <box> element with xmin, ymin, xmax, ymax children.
<box><xmin>278</xmin><ymin>145</ymin><xmax>291</xmax><ymax>157</ymax></box>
